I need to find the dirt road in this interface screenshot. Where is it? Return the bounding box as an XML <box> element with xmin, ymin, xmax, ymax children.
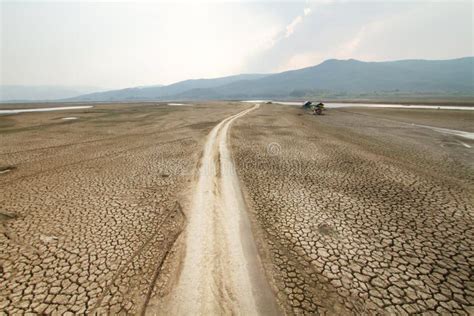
<box><xmin>161</xmin><ymin>104</ymin><xmax>279</xmax><ymax>315</ymax></box>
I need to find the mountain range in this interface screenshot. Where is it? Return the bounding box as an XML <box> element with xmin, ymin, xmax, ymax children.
<box><xmin>4</xmin><ymin>57</ymin><xmax>473</xmax><ymax>102</ymax></box>
<box><xmin>72</xmin><ymin>57</ymin><xmax>473</xmax><ymax>102</ymax></box>
<box><xmin>72</xmin><ymin>74</ymin><xmax>268</xmax><ymax>102</ymax></box>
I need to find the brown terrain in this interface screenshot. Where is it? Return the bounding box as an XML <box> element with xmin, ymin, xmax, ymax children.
<box><xmin>1</xmin><ymin>102</ymin><xmax>473</xmax><ymax>315</ymax></box>
<box><xmin>232</xmin><ymin>104</ymin><xmax>473</xmax><ymax>314</ymax></box>
<box><xmin>0</xmin><ymin>102</ymin><xmax>249</xmax><ymax>314</ymax></box>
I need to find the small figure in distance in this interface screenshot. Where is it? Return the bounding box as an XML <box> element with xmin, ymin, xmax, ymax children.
<box><xmin>312</xmin><ymin>102</ymin><xmax>325</xmax><ymax>115</ymax></box>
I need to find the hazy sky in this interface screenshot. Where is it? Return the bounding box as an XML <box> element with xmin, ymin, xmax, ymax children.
<box><xmin>1</xmin><ymin>1</ymin><xmax>472</xmax><ymax>89</ymax></box>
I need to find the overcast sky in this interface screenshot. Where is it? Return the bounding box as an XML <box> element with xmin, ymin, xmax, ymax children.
<box><xmin>1</xmin><ymin>1</ymin><xmax>472</xmax><ymax>89</ymax></box>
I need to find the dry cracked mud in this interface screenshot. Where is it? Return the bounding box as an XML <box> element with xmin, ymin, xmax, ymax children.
<box><xmin>232</xmin><ymin>104</ymin><xmax>473</xmax><ymax>315</ymax></box>
<box><xmin>1</xmin><ymin>101</ymin><xmax>473</xmax><ymax>315</ymax></box>
<box><xmin>0</xmin><ymin>102</ymin><xmax>249</xmax><ymax>314</ymax></box>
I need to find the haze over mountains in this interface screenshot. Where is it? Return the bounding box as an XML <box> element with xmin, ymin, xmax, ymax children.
<box><xmin>71</xmin><ymin>57</ymin><xmax>473</xmax><ymax>102</ymax></box>
<box><xmin>3</xmin><ymin>57</ymin><xmax>473</xmax><ymax>102</ymax></box>
<box><xmin>72</xmin><ymin>74</ymin><xmax>268</xmax><ymax>102</ymax></box>
<box><xmin>0</xmin><ymin>85</ymin><xmax>104</xmax><ymax>102</ymax></box>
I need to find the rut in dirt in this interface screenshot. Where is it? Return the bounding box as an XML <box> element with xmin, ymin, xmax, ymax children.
<box><xmin>164</xmin><ymin>104</ymin><xmax>279</xmax><ymax>315</ymax></box>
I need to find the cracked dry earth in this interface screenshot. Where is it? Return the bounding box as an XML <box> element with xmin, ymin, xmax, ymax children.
<box><xmin>1</xmin><ymin>101</ymin><xmax>473</xmax><ymax>315</ymax></box>
<box><xmin>232</xmin><ymin>104</ymin><xmax>474</xmax><ymax>315</ymax></box>
<box><xmin>0</xmin><ymin>102</ymin><xmax>249</xmax><ymax>314</ymax></box>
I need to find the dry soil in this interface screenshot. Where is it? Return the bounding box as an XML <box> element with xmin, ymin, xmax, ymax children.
<box><xmin>1</xmin><ymin>102</ymin><xmax>473</xmax><ymax>315</ymax></box>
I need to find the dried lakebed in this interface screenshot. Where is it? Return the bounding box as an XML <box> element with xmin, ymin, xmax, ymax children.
<box><xmin>0</xmin><ymin>102</ymin><xmax>254</xmax><ymax>314</ymax></box>
<box><xmin>232</xmin><ymin>104</ymin><xmax>473</xmax><ymax>314</ymax></box>
<box><xmin>1</xmin><ymin>102</ymin><xmax>473</xmax><ymax>314</ymax></box>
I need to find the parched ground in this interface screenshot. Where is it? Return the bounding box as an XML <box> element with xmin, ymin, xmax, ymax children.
<box><xmin>0</xmin><ymin>102</ymin><xmax>247</xmax><ymax>314</ymax></box>
<box><xmin>1</xmin><ymin>102</ymin><xmax>473</xmax><ymax>315</ymax></box>
<box><xmin>232</xmin><ymin>104</ymin><xmax>474</xmax><ymax>315</ymax></box>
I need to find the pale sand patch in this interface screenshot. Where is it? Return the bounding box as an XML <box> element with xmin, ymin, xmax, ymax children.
<box><xmin>168</xmin><ymin>103</ymin><xmax>194</xmax><ymax>106</ymax></box>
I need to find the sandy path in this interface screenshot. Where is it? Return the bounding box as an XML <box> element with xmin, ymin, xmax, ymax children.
<box><xmin>162</xmin><ymin>104</ymin><xmax>279</xmax><ymax>315</ymax></box>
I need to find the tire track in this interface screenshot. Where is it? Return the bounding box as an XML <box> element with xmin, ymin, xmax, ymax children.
<box><xmin>162</xmin><ymin>104</ymin><xmax>279</xmax><ymax>315</ymax></box>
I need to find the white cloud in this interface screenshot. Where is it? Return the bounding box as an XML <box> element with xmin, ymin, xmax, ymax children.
<box><xmin>1</xmin><ymin>1</ymin><xmax>471</xmax><ymax>88</ymax></box>
<box><xmin>285</xmin><ymin>15</ymin><xmax>303</xmax><ymax>38</ymax></box>
<box><xmin>279</xmin><ymin>26</ymin><xmax>369</xmax><ymax>72</ymax></box>
<box><xmin>248</xmin><ymin>1</ymin><xmax>472</xmax><ymax>74</ymax></box>
<box><xmin>285</xmin><ymin>6</ymin><xmax>314</xmax><ymax>38</ymax></box>
<box><xmin>1</xmin><ymin>2</ymin><xmax>283</xmax><ymax>87</ymax></box>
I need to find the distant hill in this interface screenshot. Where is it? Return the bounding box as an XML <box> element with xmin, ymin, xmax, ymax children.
<box><xmin>227</xmin><ymin>57</ymin><xmax>473</xmax><ymax>96</ymax></box>
<box><xmin>0</xmin><ymin>85</ymin><xmax>103</xmax><ymax>102</ymax></box>
<box><xmin>69</xmin><ymin>57</ymin><xmax>474</xmax><ymax>101</ymax></box>
<box><xmin>72</xmin><ymin>74</ymin><xmax>268</xmax><ymax>101</ymax></box>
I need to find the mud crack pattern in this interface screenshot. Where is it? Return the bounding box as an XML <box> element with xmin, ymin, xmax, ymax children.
<box><xmin>0</xmin><ymin>102</ymin><xmax>248</xmax><ymax>314</ymax></box>
<box><xmin>232</xmin><ymin>104</ymin><xmax>474</xmax><ymax>315</ymax></box>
